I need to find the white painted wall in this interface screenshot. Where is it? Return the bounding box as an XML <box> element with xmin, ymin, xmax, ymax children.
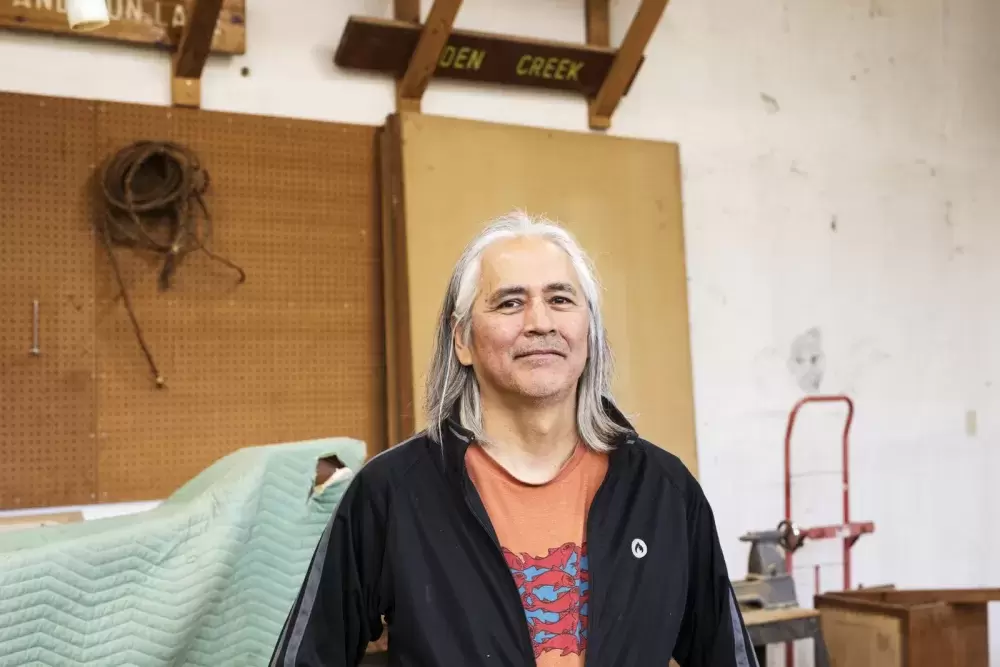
<box><xmin>2</xmin><ymin>0</ymin><xmax>999</xmax><ymax>663</ymax></box>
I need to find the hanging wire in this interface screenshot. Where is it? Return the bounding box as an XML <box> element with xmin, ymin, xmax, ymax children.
<box><xmin>96</xmin><ymin>140</ymin><xmax>246</xmax><ymax>388</ymax></box>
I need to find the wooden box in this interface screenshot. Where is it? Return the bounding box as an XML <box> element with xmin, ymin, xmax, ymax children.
<box><xmin>815</xmin><ymin>588</ymin><xmax>1000</xmax><ymax>667</ymax></box>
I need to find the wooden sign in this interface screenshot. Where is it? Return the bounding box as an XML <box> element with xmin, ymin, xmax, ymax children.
<box><xmin>0</xmin><ymin>0</ymin><xmax>245</xmax><ymax>54</ymax></box>
<box><xmin>335</xmin><ymin>16</ymin><xmax>643</xmax><ymax>99</ymax></box>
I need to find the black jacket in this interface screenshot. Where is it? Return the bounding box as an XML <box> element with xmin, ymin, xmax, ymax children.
<box><xmin>271</xmin><ymin>411</ymin><xmax>757</xmax><ymax>667</ymax></box>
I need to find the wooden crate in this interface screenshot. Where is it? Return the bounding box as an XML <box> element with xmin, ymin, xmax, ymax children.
<box><xmin>815</xmin><ymin>588</ymin><xmax>1000</xmax><ymax>667</ymax></box>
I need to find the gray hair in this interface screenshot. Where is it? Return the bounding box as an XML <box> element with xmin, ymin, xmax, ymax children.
<box><xmin>424</xmin><ymin>210</ymin><xmax>627</xmax><ymax>452</ymax></box>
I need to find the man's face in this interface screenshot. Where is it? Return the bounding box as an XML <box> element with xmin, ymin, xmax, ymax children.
<box><xmin>454</xmin><ymin>236</ymin><xmax>590</xmax><ymax>403</ymax></box>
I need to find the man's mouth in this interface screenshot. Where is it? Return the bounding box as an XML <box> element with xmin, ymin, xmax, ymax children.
<box><xmin>516</xmin><ymin>349</ymin><xmax>565</xmax><ymax>359</ymax></box>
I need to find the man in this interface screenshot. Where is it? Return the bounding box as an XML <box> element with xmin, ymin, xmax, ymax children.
<box><xmin>271</xmin><ymin>212</ymin><xmax>756</xmax><ymax>667</ymax></box>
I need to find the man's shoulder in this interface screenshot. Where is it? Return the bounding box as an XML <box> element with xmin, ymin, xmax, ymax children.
<box><xmin>625</xmin><ymin>435</ymin><xmax>701</xmax><ymax>502</ymax></box>
<box><xmin>353</xmin><ymin>431</ymin><xmax>437</xmax><ymax>488</ymax></box>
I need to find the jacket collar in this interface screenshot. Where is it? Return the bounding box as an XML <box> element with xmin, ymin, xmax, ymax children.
<box><xmin>436</xmin><ymin>397</ymin><xmax>637</xmax><ymax>482</ymax></box>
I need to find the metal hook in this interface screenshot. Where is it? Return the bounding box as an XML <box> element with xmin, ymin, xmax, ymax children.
<box><xmin>30</xmin><ymin>300</ymin><xmax>40</xmax><ymax>356</ymax></box>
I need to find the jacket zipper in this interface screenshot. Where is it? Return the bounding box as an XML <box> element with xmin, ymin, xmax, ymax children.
<box><xmin>582</xmin><ymin>461</ymin><xmax>612</xmax><ymax>667</ymax></box>
<box><xmin>461</xmin><ymin>473</ymin><xmax>538</xmax><ymax>665</ymax></box>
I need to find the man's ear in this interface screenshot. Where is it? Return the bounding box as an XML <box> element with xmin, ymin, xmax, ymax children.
<box><xmin>453</xmin><ymin>320</ymin><xmax>473</xmax><ymax>366</ymax></box>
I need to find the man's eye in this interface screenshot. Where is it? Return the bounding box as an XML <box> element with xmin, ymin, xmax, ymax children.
<box><xmin>498</xmin><ymin>299</ymin><xmax>522</xmax><ymax>309</ymax></box>
<box><xmin>551</xmin><ymin>296</ymin><xmax>574</xmax><ymax>305</ymax></box>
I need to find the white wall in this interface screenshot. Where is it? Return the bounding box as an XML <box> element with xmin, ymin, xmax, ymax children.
<box><xmin>2</xmin><ymin>0</ymin><xmax>999</xmax><ymax>663</ymax></box>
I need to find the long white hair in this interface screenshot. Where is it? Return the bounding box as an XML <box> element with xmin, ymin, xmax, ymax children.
<box><xmin>423</xmin><ymin>211</ymin><xmax>627</xmax><ymax>452</ymax></box>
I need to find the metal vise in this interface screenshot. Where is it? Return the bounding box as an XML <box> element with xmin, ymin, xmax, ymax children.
<box><xmin>731</xmin><ymin>522</ymin><xmax>801</xmax><ymax>610</ymax></box>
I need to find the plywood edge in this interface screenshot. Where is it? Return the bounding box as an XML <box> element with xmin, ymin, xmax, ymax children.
<box><xmin>381</xmin><ymin>114</ymin><xmax>416</xmax><ymax>444</ymax></box>
<box><xmin>816</xmin><ymin>592</ymin><xmax>910</xmax><ymax>620</ymax></box>
<box><xmin>379</xmin><ymin>121</ymin><xmax>401</xmax><ymax>446</ymax></box>
<box><xmin>849</xmin><ymin>588</ymin><xmax>1000</xmax><ymax>606</ymax></box>
<box><xmin>398</xmin><ymin>110</ymin><xmax>682</xmax><ymax>152</ymax></box>
<box><xmin>662</xmin><ymin>142</ymin><xmax>696</xmax><ymax>477</ymax></box>
<box><xmin>370</xmin><ymin>127</ymin><xmax>389</xmax><ymax>458</ymax></box>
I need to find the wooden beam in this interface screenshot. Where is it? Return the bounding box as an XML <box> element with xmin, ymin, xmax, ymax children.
<box><xmin>394</xmin><ymin>0</ymin><xmax>421</xmax><ymax>22</ymax></box>
<box><xmin>585</xmin><ymin>0</ymin><xmax>610</xmax><ymax>47</ymax></box>
<box><xmin>588</xmin><ymin>0</ymin><xmax>669</xmax><ymax>130</ymax></box>
<box><xmin>396</xmin><ymin>0</ymin><xmax>464</xmax><ymax>111</ymax></box>
<box><xmin>171</xmin><ymin>0</ymin><xmax>224</xmax><ymax>108</ymax></box>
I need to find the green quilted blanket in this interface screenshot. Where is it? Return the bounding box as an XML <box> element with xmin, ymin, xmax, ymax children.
<box><xmin>0</xmin><ymin>438</ymin><xmax>366</xmax><ymax>667</ymax></box>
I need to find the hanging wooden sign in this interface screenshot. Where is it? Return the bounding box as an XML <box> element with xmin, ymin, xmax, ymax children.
<box><xmin>335</xmin><ymin>16</ymin><xmax>643</xmax><ymax>99</ymax></box>
<box><xmin>0</xmin><ymin>0</ymin><xmax>245</xmax><ymax>54</ymax></box>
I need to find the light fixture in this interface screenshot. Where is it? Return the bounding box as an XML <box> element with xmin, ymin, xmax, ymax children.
<box><xmin>67</xmin><ymin>0</ymin><xmax>110</xmax><ymax>32</ymax></box>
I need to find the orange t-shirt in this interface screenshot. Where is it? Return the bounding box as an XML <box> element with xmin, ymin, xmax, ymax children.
<box><xmin>465</xmin><ymin>443</ymin><xmax>609</xmax><ymax>667</ymax></box>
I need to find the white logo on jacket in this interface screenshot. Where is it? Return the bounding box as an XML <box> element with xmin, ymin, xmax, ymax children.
<box><xmin>631</xmin><ymin>538</ymin><xmax>648</xmax><ymax>559</ymax></box>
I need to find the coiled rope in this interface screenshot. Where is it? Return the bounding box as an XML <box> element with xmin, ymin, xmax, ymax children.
<box><xmin>97</xmin><ymin>140</ymin><xmax>246</xmax><ymax>388</ymax></box>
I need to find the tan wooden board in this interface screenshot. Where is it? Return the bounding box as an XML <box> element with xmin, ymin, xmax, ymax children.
<box><xmin>385</xmin><ymin>112</ymin><xmax>698</xmax><ymax>475</ymax></box>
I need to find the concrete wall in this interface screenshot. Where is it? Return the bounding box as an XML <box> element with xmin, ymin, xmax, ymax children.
<box><xmin>2</xmin><ymin>0</ymin><xmax>998</xmax><ymax>663</ymax></box>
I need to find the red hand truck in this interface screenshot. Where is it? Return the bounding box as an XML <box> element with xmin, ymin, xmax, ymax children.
<box><xmin>783</xmin><ymin>395</ymin><xmax>874</xmax><ymax>667</ymax></box>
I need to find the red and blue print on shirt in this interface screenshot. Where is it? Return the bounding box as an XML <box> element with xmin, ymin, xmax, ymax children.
<box><xmin>504</xmin><ymin>542</ymin><xmax>589</xmax><ymax>657</ymax></box>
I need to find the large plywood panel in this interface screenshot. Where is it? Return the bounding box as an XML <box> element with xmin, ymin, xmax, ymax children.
<box><xmin>92</xmin><ymin>102</ymin><xmax>384</xmax><ymax>502</ymax></box>
<box><xmin>0</xmin><ymin>93</ymin><xmax>98</xmax><ymax>508</ymax></box>
<box><xmin>393</xmin><ymin>112</ymin><xmax>697</xmax><ymax>475</ymax></box>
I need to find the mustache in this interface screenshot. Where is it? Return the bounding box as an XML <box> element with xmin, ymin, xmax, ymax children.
<box><xmin>513</xmin><ymin>345</ymin><xmax>567</xmax><ymax>358</ymax></box>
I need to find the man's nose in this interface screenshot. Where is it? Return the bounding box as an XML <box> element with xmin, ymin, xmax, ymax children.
<box><xmin>524</xmin><ymin>297</ymin><xmax>555</xmax><ymax>333</ymax></box>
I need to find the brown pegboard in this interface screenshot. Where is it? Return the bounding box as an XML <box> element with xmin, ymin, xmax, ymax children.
<box><xmin>0</xmin><ymin>94</ymin><xmax>99</xmax><ymax>509</ymax></box>
<box><xmin>1</xmin><ymin>91</ymin><xmax>384</xmax><ymax>508</ymax></box>
<box><xmin>93</xmin><ymin>102</ymin><xmax>384</xmax><ymax>502</ymax></box>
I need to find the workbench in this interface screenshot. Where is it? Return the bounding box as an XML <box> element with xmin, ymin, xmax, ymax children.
<box><xmin>743</xmin><ymin>606</ymin><xmax>831</xmax><ymax>667</ymax></box>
